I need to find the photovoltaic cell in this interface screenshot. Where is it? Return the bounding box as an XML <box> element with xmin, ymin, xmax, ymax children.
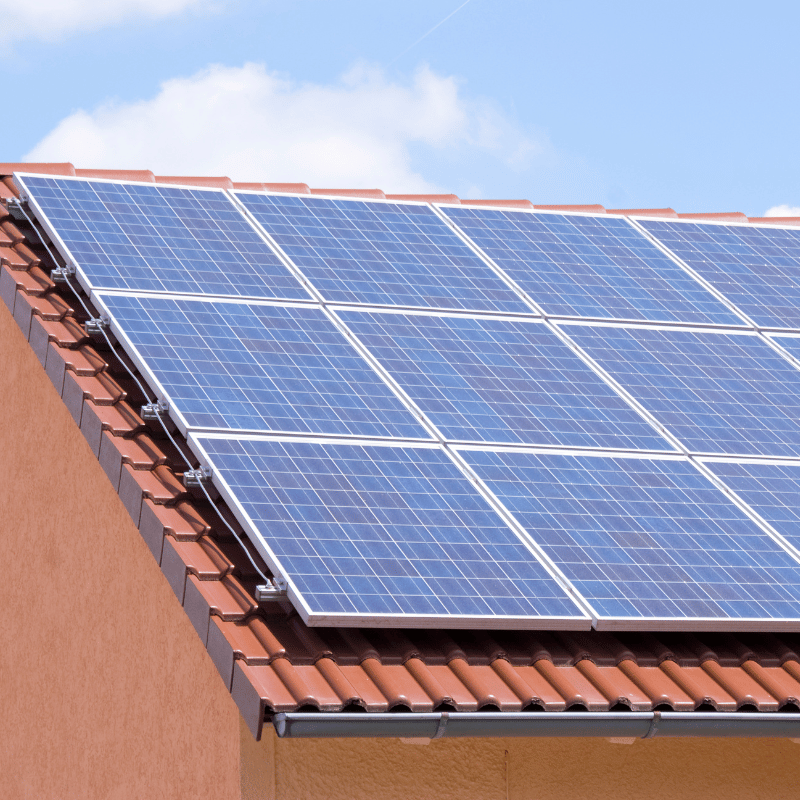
<box><xmin>234</xmin><ymin>192</ymin><xmax>532</xmax><ymax>313</ymax></box>
<box><xmin>194</xmin><ymin>437</ymin><xmax>587</xmax><ymax>623</ymax></box>
<box><xmin>441</xmin><ymin>207</ymin><xmax>741</xmax><ymax>325</ymax></box>
<box><xmin>96</xmin><ymin>293</ymin><xmax>429</xmax><ymax>439</ymax></box>
<box><xmin>638</xmin><ymin>218</ymin><xmax>800</xmax><ymax>329</ymax></box>
<box><xmin>463</xmin><ymin>449</ymin><xmax>800</xmax><ymax>622</ymax></box>
<box><xmin>562</xmin><ymin>324</ymin><xmax>800</xmax><ymax>457</ymax></box>
<box><xmin>18</xmin><ymin>175</ymin><xmax>308</xmax><ymax>299</ymax></box>
<box><xmin>704</xmin><ymin>460</ymin><xmax>800</xmax><ymax>555</ymax></box>
<box><xmin>338</xmin><ymin>310</ymin><xmax>670</xmax><ymax>450</ymax></box>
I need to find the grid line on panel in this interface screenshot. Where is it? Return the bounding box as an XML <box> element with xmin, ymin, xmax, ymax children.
<box><xmin>439</xmin><ymin>206</ymin><xmax>743</xmax><ymax>326</ymax></box>
<box><xmin>336</xmin><ymin>309</ymin><xmax>674</xmax><ymax>452</ymax></box>
<box><xmin>194</xmin><ymin>436</ymin><xmax>588</xmax><ymax>622</ymax></box>
<box><xmin>561</xmin><ymin>324</ymin><xmax>800</xmax><ymax>459</ymax></box>
<box><xmin>462</xmin><ymin>449</ymin><xmax>800</xmax><ymax>623</ymax></box>
<box><xmin>703</xmin><ymin>459</ymin><xmax>800</xmax><ymax>562</ymax></box>
<box><xmin>19</xmin><ymin>175</ymin><xmax>309</xmax><ymax>300</ymax></box>
<box><xmin>96</xmin><ymin>293</ymin><xmax>430</xmax><ymax>440</ymax></box>
<box><xmin>233</xmin><ymin>192</ymin><xmax>533</xmax><ymax>314</ymax></box>
<box><xmin>638</xmin><ymin>218</ymin><xmax>800</xmax><ymax>331</ymax></box>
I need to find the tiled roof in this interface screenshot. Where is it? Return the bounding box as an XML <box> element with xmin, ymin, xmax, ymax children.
<box><xmin>4</xmin><ymin>162</ymin><xmax>800</xmax><ymax>741</ymax></box>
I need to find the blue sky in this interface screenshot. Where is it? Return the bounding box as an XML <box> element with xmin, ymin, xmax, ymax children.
<box><xmin>2</xmin><ymin>0</ymin><xmax>798</xmax><ymax>216</ymax></box>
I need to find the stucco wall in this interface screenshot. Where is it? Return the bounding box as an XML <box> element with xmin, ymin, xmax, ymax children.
<box><xmin>0</xmin><ymin>302</ymin><xmax>241</xmax><ymax>798</ymax></box>
<box><xmin>245</xmin><ymin>724</ymin><xmax>800</xmax><ymax>800</ymax></box>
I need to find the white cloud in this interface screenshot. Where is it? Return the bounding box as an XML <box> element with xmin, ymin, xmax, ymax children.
<box><xmin>24</xmin><ymin>62</ymin><xmax>542</xmax><ymax>193</ymax></box>
<box><xmin>764</xmin><ymin>204</ymin><xmax>800</xmax><ymax>218</ymax></box>
<box><xmin>0</xmin><ymin>0</ymin><xmax>209</xmax><ymax>43</ymax></box>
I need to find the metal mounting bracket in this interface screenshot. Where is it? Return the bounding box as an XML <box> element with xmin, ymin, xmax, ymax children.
<box><xmin>256</xmin><ymin>577</ymin><xmax>289</xmax><ymax>602</ymax></box>
<box><xmin>140</xmin><ymin>400</ymin><xmax>169</xmax><ymax>421</ymax></box>
<box><xmin>51</xmin><ymin>265</ymin><xmax>76</xmax><ymax>284</ymax></box>
<box><xmin>182</xmin><ymin>466</ymin><xmax>213</xmax><ymax>490</ymax></box>
<box><xmin>5</xmin><ymin>197</ymin><xmax>29</xmax><ymax>222</ymax></box>
<box><xmin>85</xmin><ymin>316</ymin><xmax>109</xmax><ymax>338</ymax></box>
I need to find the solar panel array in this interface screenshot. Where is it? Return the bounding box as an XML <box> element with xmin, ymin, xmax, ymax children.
<box><xmin>18</xmin><ymin>171</ymin><xmax>800</xmax><ymax>631</ymax></box>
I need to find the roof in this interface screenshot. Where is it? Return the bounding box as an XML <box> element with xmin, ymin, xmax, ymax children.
<box><xmin>4</xmin><ymin>161</ymin><xmax>800</xmax><ymax>741</ymax></box>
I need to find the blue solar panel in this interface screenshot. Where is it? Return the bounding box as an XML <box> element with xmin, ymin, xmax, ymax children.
<box><xmin>704</xmin><ymin>460</ymin><xmax>800</xmax><ymax>555</ymax></box>
<box><xmin>562</xmin><ymin>325</ymin><xmax>800</xmax><ymax>457</ymax></box>
<box><xmin>18</xmin><ymin>175</ymin><xmax>308</xmax><ymax>300</ymax></box>
<box><xmin>96</xmin><ymin>293</ymin><xmax>429</xmax><ymax>439</ymax></box>
<box><xmin>463</xmin><ymin>449</ymin><xmax>800</xmax><ymax>623</ymax></box>
<box><xmin>234</xmin><ymin>191</ymin><xmax>532</xmax><ymax>313</ymax></box>
<box><xmin>193</xmin><ymin>436</ymin><xmax>588</xmax><ymax>624</ymax></box>
<box><xmin>440</xmin><ymin>207</ymin><xmax>741</xmax><ymax>325</ymax></box>
<box><xmin>337</xmin><ymin>310</ymin><xmax>671</xmax><ymax>450</ymax></box>
<box><xmin>638</xmin><ymin>218</ymin><xmax>800</xmax><ymax>330</ymax></box>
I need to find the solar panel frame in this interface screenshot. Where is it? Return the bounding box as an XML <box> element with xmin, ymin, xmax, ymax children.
<box><xmin>332</xmin><ymin>305</ymin><xmax>677</xmax><ymax>453</ymax></box>
<box><xmin>187</xmin><ymin>433</ymin><xmax>593</xmax><ymax>629</ymax></box>
<box><xmin>631</xmin><ymin>214</ymin><xmax>800</xmax><ymax>331</ymax></box>
<box><xmin>457</xmin><ymin>444</ymin><xmax>800</xmax><ymax>631</ymax></box>
<box><xmin>558</xmin><ymin>320</ymin><xmax>800</xmax><ymax>459</ymax></box>
<box><xmin>92</xmin><ymin>291</ymin><xmax>433</xmax><ymax>442</ymax></box>
<box><xmin>230</xmin><ymin>189</ymin><xmax>538</xmax><ymax>316</ymax></box>
<box><xmin>434</xmin><ymin>202</ymin><xmax>749</xmax><ymax>328</ymax></box>
<box><xmin>15</xmin><ymin>172</ymin><xmax>312</xmax><ymax>303</ymax></box>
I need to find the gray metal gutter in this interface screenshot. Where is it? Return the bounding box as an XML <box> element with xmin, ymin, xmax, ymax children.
<box><xmin>272</xmin><ymin>711</ymin><xmax>800</xmax><ymax>740</ymax></box>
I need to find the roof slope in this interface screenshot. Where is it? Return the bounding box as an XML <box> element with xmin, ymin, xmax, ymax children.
<box><xmin>4</xmin><ymin>162</ymin><xmax>800</xmax><ymax>741</ymax></box>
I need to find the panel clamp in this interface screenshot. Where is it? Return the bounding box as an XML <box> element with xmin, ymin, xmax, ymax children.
<box><xmin>256</xmin><ymin>577</ymin><xmax>289</xmax><ymax>602</ymax></box>
<box><xmin>5</xmin><ymin>197</ymin><xmax>29</xmax><ymax>222</ymax></box>
<box><xmin>85</xmin><ymin>316</ymin><xmax>110</xmax><ymax>338</ymax></box>
<box><xmin>141</xmin><ymin>400</ymin><xmax>170</xmax><ymax>421</ymax></box>
<box><xmin>182</xmin><ymin>466</ymin><xmax>213</xmax><ymax>490</ymax></box>
<box><xmin>51</xmin><ymin>264</ymin><xmax>76</xmax><ymax>284</ymax></box>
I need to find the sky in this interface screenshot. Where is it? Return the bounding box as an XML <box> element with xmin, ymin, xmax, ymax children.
<box><xmin>1</xmin><ymin>0</ymin><xmax>798</xmax><ymax>216</ymax></box>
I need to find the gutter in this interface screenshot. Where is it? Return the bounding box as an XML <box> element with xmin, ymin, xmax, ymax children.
<box><xmin>272</xmin><ymin>711</ymin><xmax>800</xmax><ymax>740</ymax></box>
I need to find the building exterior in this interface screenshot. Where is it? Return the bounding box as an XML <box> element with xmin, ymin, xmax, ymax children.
<box><xmin>3</xmin><ymin>162</ymin><xmax>800</xmax><ymax>799</ymax></box>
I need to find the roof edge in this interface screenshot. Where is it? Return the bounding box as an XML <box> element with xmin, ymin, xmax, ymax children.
<box><xmin>272</xmin><ymin>710</ymin><xmax>800</xmax><ymax>740</ymax></box>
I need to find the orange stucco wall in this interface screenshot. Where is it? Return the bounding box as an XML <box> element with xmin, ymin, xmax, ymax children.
<box><xmin>245</xmin><ymin>724</ymin><xmax>800</xmax><ymax>800</ymax></box>
<box><xmin>0</xmin><ymin>302</ymin><xmax>241</xmax><ymax>798</ymax></box>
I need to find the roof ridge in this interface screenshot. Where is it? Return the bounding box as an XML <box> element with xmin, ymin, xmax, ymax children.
<box><xmin>2</xmin><ymin>163</ymin><xmax>798</xmax><ymax>224</ymax></box>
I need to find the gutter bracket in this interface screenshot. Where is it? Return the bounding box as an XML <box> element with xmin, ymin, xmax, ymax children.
<box><xmin>642</xmin><ymin>710</ymin><xmax>661</xmax><ymax>739</ymax></box>
<box><xmin>431</xmin><ymin>712</ymin><xmax>450</xmax><ymax>739</ymax></box>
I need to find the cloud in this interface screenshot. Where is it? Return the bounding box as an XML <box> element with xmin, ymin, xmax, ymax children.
<box><xmin>0</xmin><ymin>0</ymin><xmax>209</xmax><ymax>43</ymax></box>
<box><xmin>24</xmin><ymin>62</ymin><xmax>542</xmax><ymax>193</ymax></box>
<box><xmin>764</xmin><ymin>204</ymin><xmax>800</xmax><ymax>218</ymax></box>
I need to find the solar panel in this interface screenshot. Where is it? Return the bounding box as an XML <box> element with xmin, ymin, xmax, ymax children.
<box><xmin>561</xmin><ymin>324</ymin><xmax>800</xmax><ymax>457</ymax></box>
<box><xmin>337</xmin><ymin>309</ymin><xmax>672</xmax><ymax>451</ymax></box>
<box><xmin>233</xmin><ymin>191</ymin><xmax>532</xmax><ymax>314</ymax></box>
<box><xmin>95</xmin><ymin>293</ymin><xmax>430</xmax><ymax>440</ymax></box>
<box><xmin>703</xmin><ymin>459</ymin><xmax>800</xmax><ymax>556</ymax></box>
<box><xmin>440</xmin><ymin>206</ymin><xmax>742</xmax><ymax>325</ymax></box>
<box><xmin>190</xmin><ymin>435</ymin><xmax>590</xmax><ymax>627</ymax></box>
<box><xmin>462</xmin><ymin>449</ymin><xmax>800</xmax><ymax>627</ymax></box>
<box><xmin>17</xmin><ymin>174</ymin><xmax>309</xmax><ymax>300</ymax></box>
<box><xmin>637</xmin><ymin>218</ymin><xmax>800</xmax><ymax>330</ymax></box>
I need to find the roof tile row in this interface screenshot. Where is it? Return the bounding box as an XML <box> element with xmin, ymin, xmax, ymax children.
<box><xmin>2</xmin><ymin>162</ymin><xmax>798</xmax><ymax>224</ymax></box>
<box><xmin>6</xmin><ymin>164</ymin><xmax>800</xmax><ymax>740</ymax></box>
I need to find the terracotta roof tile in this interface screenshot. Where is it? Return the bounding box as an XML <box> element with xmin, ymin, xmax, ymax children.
<box><xmin>678</xmin><ymin>211</ymin><xmax>748</xmax><ymax>222</ymax></box>
<box><xmin>386</xmin><ymin>194</ymin><xmax>461</xmax><ymax>204</ymax></box>
<box><xmin>608</xmin><ymin>207</ymin><xmax>679</xmax><ymax>218</ymax></box>
<box><xmin>154</xmin><ymin>175</ymin><xmax>234</xmax><ymax>190</ymax></box>
<box><xmin>9</xmin><ymin>163</ymin><xmax>800</xmax><ymax>740</ymax></box>
<box><xmin>78</xmin><ymin>401</ymin><xmax>143</xmax><ymax>461</ymax></box>
<box><xmin>0</xmin><ymin>162</ymin><xmax>75</xmax><ymax>176</ymax></box>
<box><xmin>309</xmin><ymin>188</ymin><xmax>386</xmax><ymax>199</ymax></box>
<box><xmin>534</xmin><ymin>204</ymin><xmax>606</xmax><ymax>213</ymax></box>
<box><xmin>748</xmin><ymin>216</ymin><xmax>800</xmax><ymax>227</ymax></box>
<box><xmin>460</xmin><ymin>199</ymin><xmax>534</xmax><ymax>209</ymax></box>
<box><xmin>75</xmin><ymin>169</ymin><xmax>155</xmax><ymax>182</ymax></box>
